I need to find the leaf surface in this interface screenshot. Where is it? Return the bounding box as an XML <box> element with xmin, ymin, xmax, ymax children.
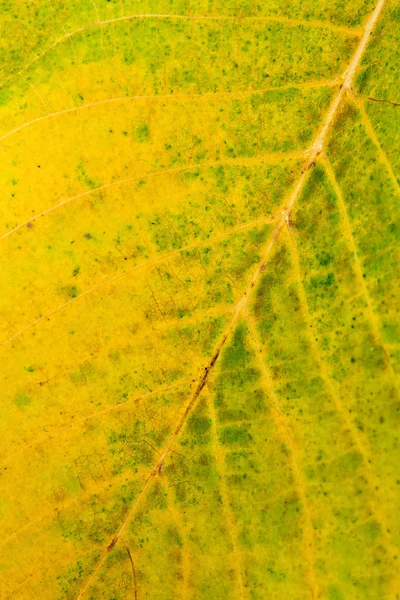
<box><xmin>0</xmin><ymin>1</ymin><xmax>399</xmax><ymax>599</ymax></box>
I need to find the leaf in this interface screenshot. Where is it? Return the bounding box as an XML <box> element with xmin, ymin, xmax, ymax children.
<box><xmin>0</xmin><ymin>1</ymin><xmax>399</xmax><ymax>599</ymax></box>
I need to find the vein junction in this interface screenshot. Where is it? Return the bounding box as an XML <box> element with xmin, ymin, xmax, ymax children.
<box><xmin>74</xmin><ymin>0</ymin><xmax>388</xmax><ymax>597</ymax></box>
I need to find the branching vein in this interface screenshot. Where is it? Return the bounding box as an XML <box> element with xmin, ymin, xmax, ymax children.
<box><xmin>73</xmin><ymin>2</ymin><xmax>387</xmax><ymax>596</ymax></box>
<box><xmin>0</xmin><ymin>80</ymin><xmax>337</xmax><ymax>145</ymax></box>
<box><xmin>0</xmin><ymin>14</ymin><xmax>361</xmax><ymax>91</ymax></box>
<box><xmin>286</xmin><ymin>224</ymin><xmax>398</xmax><ymax>556</ymax></box>
<box><xmin>354</xmin><ymin>97</ymin><xmax>400</xmax><ymax>195</ymax></box>
<box><xmin>323</xmin><ymin>156</ymin><xmax>399</xmax><ymax>388</ymax></box>
<box><xmin>0</xmin><ymin>154</ymin><xmax>299</xmax><ymax>242</ymax></box>
<box><xmin>0</xmin><ymin>213</ymin><xmax>274</xmax><ymax>349</ymax></box>
<box><xmin>244</xmin><ymin>309</ymin><xmax>318</xmax><ymax>598</ymax></box>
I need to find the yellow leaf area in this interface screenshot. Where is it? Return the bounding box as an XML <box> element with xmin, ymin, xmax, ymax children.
<box><xmin>0</xmin><ymin>0</ymin><xmax>399</xmax><ymax>598</ymax></box>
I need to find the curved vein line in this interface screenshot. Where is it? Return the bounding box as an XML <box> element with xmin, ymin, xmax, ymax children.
<box><xmin>0</xmin><ymin>578</ymin><xmax>32</xmax><ymax>600</ymax></box>
<box><xmin>123</xmin><ymin>544</ymin><xmax>138</xmax><ymax>600</ymax></box>
<box><xmin>207</xmin><ymin>387</ymin><xmax>245</xmax><ymax>599</ymax></box>
<box><xmin>366</xmin><ymin>96</ymin><xmax>400</xmax><ymax>108</ymax></box>
<box><xmin>161</xmin><ymin>479</ymin><xmax>191</xmax><ymax>600</ymax></box>
<box><xmin>323</xmin><ymin>156</ymin><xmax>399</xmax><ymax>389</ymax></box>
<box><xmin>0</xmin><ymin>153</ymin><xmax>299</xmax><ymax>242</ymax></box>
<box><xmin>0</xmin><ymin>215</ymin><xmax>274</xmax><ymax>349</ymax></box>
<box><xmin>0</xmin><ymin>381</ymin><xmax>197</xmax><ymax>554</ymax></box>
<box><xmin>0</xmin><ymin>380</ymin><xmax>188</xmax><ymax>470</ymax></box>
<box><xmin>244</xmin><ymin>309</ymin><xmax>318</xmax><ymax>598</ymax></box>
<box><xmin>355</xmin><ymin>97</ymin><xmax>400</xmax><ymax>195</ymax></box>
<box><xmin>0</xmin><ymin>14</ymin><xmax>361</xmax><ymax>90</ymax></box>
<box><xmin>286</xmin><ymin>225</ymin><xmax>399</xmax><ymax>556</ymax></box>
<box><xmin>0</xmin><ymin>464</ymin><xmax>148</xmax><ymax>554</ymax></box>
<box><xmin>0</xmin><ymin>361</ymin><xmax>256</xmax><ymax>548</ymax></box>
<box><xmin>0</xmin><ymin>514</ymin><xmax>44</xmax><ymax>550</ymax></box>
<box><xmin>0</xmin><ymin>79</ymin><xmax>337</xmax><ymax>144</ymax></box>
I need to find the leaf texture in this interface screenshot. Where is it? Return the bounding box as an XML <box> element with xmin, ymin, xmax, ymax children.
<box><xmin>0</xmin><ymin>1</ymin><xmax>399</xmax><ymax>599</ymax></box>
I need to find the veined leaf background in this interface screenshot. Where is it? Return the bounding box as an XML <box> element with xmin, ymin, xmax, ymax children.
<box><xmin>0</xmin><ymin>0</ymin><xmax>399</xmax><ymax>598</ymax></box>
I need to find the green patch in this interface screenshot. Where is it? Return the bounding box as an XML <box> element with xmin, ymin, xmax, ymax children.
<box><xmin>134</xmin><ymin>123</ymin><xmax>150</xmax><ymax>142</ymax></box>
<box><xmin>13</xmin><ymin>392</ymin><xmax>32</xmax><ymax>409</ymax></box>
<box><xmin>219</xmin><ymin>424</ymin><xmax>253</xmax><ymax>446</ymax></box>
<box><xmin>188</xmin><ymin>415</ymin><xmax>212</xmax><ymax>436</ymax></box>
<box><xmin>222</xmin><ymin>323</ymin><xmax>250</xmax><ymax>370</ymax></box>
